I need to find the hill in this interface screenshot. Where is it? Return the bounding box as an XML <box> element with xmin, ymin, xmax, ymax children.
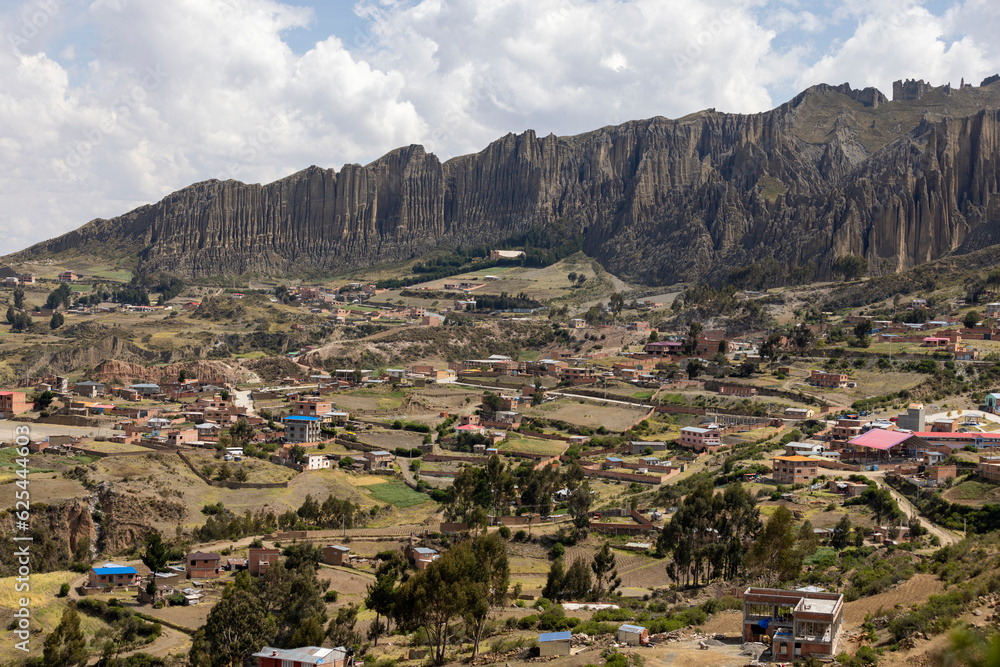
<box><xmin>9</xmin><ymin>76</ymin><xmax>1000</xmax><ymax>286</ymax></box>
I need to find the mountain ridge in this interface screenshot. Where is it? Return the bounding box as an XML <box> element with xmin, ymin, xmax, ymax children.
<box><xmin>11</xmin><ymin>75</ymin><xmax>1000</xmax><ymax>285</ymax></box>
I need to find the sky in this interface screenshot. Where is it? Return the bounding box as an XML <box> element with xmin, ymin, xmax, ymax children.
<box><xmin>2</xmin><ymin>0</ymin><xmax>1000</xmax><ymax>253</ymax></box>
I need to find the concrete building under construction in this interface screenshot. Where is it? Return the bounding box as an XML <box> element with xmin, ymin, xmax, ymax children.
<box><xmin>742</xmin><ymin>587</ymin><xmax>844</xmax><ymax>661</ymax></box>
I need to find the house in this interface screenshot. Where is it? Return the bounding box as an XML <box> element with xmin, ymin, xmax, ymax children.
<box><xmin>978</xmin><ymin>456</ymin><xmax>1000</xmax><ymax>482</ymax></box>
<box><xmin>784</xmin><ymin>407</ymin><xmax>815</xmax><ymax>419</ymax></box>
<box><xmin>743</xmin><ymin>587</ymin><xmax>844</xmax><ymax>660</ymax></box>
<box><xmin>88</xmin><ymin>565</ymin><xmax>138</xmax><ymax>589</ymax></box>
<box><xmin>421</xmin><ymin>313</ymin><xmax>445</xmax><ymax>327</ymax></box>
<box><xmin>618</xmin><ymin>624</ymin><xmax>648</xmax><ymax>646</ymax></box>
<box><xmin>408</xmin><ymin>546</ymin><xmax>439</xmax><ymax>570</ymax></box>
<box><xmin>283</xmin><ymin>415</ymin><xmax>321</xmax><ymax>443</ymax></box>
<box><xmin>644</xmin><ymin>341</ymin><xmax>683</xmax><ymax>356</ymax></box>
<box><xmin>128</xmin><ymin>383</ymin><xmax>161</xmax><ymax>396</ymax></box>
<box><xmin>986</xmin><ymin>393</ymin><xmax>1000</xmax><ymax>414</ymax></box>
<box><xmin>294</xmin><ymin>397</ymin><xmax>333</xmax><ymax>417</ymax></box>
<box><xmin>772</xmin><ymin>455</ymin><xmax>819</xmax><ymax>485</ymax></box>
<box><xmin>364</xmin><ymin>450</ymin><xmax>394</xmax><ymax>470</ymax></box>
<box><xmin>896</xmin><ymin>404</ymin><xmax>926</xmax><ymax>432</ymax></box>
<box><xmin>784</xmin><ymin>442</ymin><xmax>826</xmax><ymax>457</ymax></box>
<box><xmin>0</xmin><ymin>391</ymin><xmax>32</xmax><ymax>418</ymax></box>
<box><xmin>186</xmin><ymin>552</ymin><xmax>222</xmax><ymax>579</ymax></box>
<box><xmin>569</xmin><ymin>318</ymin><xmax>587</xmax><ymax>329</ymax></box>
<box><xmin>538</xmin><ymin>631</ymin><xmax>572</xmax><ymax>657</ymax></box>
<box><xmin>73</xmin><ymin>380</ymin><xmax>106</xmax><ymax>397</ymax></box>
<box><xmin>810</xmin><ymin>370</ymin><xmax>849</xmax><ymax>388</ymax></box>
<box><xmin>323</xmin><ymin>545</ymin><xmax>352</xmax><ymax>566</ymax></box>
<box><xmin>248</xmin><ymin>548</ymin><xmax>281</xmax><ymax>576</ymax></box>
<box><xmin>167</xmin><ymin>429</ymin><xmax>199</xmax><ymax>447</ymax></box>
<box><xmin>678</xmin><ymin>426</ymin><xmax>722</xmax><ymax>453</ymax></box>
<box><xmin>302</xmin><ymin>454</ymin><xmax>332</xmax><ymax>471</ymax></box>
<box><xmin>58</xmin><ymin>271</ymin><xmax>78</xmax><ymax>282</ymax></box>
<box><xmin>253</xmin><ymin>646</ymin><xmax>352</xmax><ymax>667</ymax></box>
<box><xmin>323</xmin><ymin>410</ymin><xmax>351</xmax><ymax>425</ymax></box>
<box><xmin>631</xmin><ymin>441</ymin><xmax>668</xmax><ymax>455</ymax></box>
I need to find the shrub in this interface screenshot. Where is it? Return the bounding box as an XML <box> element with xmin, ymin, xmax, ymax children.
<box><xmin>325</xmin><ymin>590</ymin><xmax>339</xmax><ymax>603</ymax></box>
<box><xmin>58</xmin><ymin>583</ymin><xmax>70</xmax><ymax>597</ymax></box>
<box><xmin>499</xmin><ymin>526</ymin><xmax>512</xmax><ymax>539</ymax></box>
<box><xmin>549</xmin><ymin>543</ymin><xmax>565</xmax><ymax>560</ymax></box>
<box><xmin>517</xmin><ymin>614</ymin><xmax>539</xmax><ymax>630</ymax></box>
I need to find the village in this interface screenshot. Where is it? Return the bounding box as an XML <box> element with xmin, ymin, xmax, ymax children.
<box><xmin>3</xmin><ymin>254</ymin><xmax>1000</xmax><ymax>667</ymax></box>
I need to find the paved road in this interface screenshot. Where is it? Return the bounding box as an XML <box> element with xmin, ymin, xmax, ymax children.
<box><xmin>232</xmin><ymin>390</ymin><xmax>256</xmax><ymax>417</ymax></box>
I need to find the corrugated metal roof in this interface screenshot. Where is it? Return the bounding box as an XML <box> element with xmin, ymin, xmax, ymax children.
<box><xmin>538</xmin><ymin>631</ymin><xmax>572</xmax><ymax>642</ymax></box>
<box><xmin>619</xmin><ymin>624</ymin><xmax>646</xmax><ymax>633</ymax></box>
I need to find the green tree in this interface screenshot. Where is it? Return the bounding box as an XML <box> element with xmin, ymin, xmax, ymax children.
<box><xmin>229</xmin><ymin>418</ymin><xmax>255</xmax><ymax>448</ymax></box>
<box><xmin>13</xmin><ymin>286</ymin><xmax>25</xmax><ymax>310</ymax></box>
<box><xmin>746</xmin><ymin>506</ymin><xmax>803</xmax><ymax>587</ymax></box>
<box><xmin>50</xmin><ymin>312</ymin><xmax>65</xmax><ymax>329</ymax></box>
<box><xmin>832</xmin><ymin>254</ymin><xmax>869</xmax><ymax>281</ymax></box>
<box><xmin>936</xmin><ymin>625</ymin><xmax>1000</xmax><ymax>667</ymax></box>
<box><xmin>568</xmin><ymin>484</ymin><xmax>593</xmax><ymax>531</ymax></box>
<box><xmin>197</xmin><ymin>587</ymin><xmax>274</xmax><ymax>667</ymax></box>
<box><xmin>140</xmin><ymin>532</ymin><xmax>169</xmax><ymax>596</ymax></box>
<box><xmin>365</xmin><ymin>574</ymin><xmax>397</xmax><ymax>645</ymax></box>
<box><xmin>5</xmin><ymin>305</ymin><xmax>14</xmax><ymax>324</ymax></box>
<box><xmin>561</xmin><ymin>557</ymin><xmax>593</xmax><ymax>600</ymax></box>
<box><xmin>542</xmin><ymin>558</ymin><xmax>565</xmax><ymax>600</ymax></box>
<box><xmin>964</xmin><ymin>311</ymin><xmax>981</xmax><ymax>329</ymax></box>
<box><xmin>648</xmin><ymin>330</ymin><xmax>658</xmax><ymax>343</ymax></box>
<box><xmin>326</xmin><ymin>603</ymin><xmax>361</xmax><ymax>648</ymax></box>
<box><xmin>609</xmin><ymin>292</ymin><xmax>625</xmax><ymax>317</ymax></box>
<box><xmin>464</xmin><ymin>533</ymin><xmax>510</xmax><ymax>658</ymax></box>
<box><xmin>42</xmin><ymin>604</ymin><xmax>88</xmax><ymax>666</ymax></box>
<box><xmin>686</xmin><ymin>358</ymin><xmax>704</xmax><ymax>380</ymax></box>
<box><xmin>591</xmin><ymin>542</ymin><xmax>621</xmax><ymax>599</ymax></box>
<box><xmin>830</xmin><ymin>515</ymin><xmax>852</xmax><ymax>550</ymax></box>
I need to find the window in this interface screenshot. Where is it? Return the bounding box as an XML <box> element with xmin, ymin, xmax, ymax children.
<box><xmin>282</xmin><ymin>661</ymin><xmax>294</xmax><ymax>667</ymax></box>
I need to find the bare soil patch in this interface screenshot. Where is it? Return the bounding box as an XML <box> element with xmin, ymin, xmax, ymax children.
<box><xmin>842</xmin><ymin>573</ymin><xmax>944</xmax><ymax>626</ymax></box>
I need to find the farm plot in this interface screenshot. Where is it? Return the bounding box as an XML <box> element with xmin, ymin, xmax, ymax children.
<box><xmin>523</xmin><ymin>400</ymin><xmax>650</xmax><ymax>431</ymax></box>
<box><xmin>367</xmin><ymin>481</ymin><xmax>431</xmax><ymax>507</ymax></box>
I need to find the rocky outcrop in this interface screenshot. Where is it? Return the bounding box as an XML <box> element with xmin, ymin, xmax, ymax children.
<box><xmin>90</xmin><ymin>359</ymin><xmax>252</xmax><ymax>384</ymax></box>
<box><xmin>14</xmin><ymin>77</ymin><xmax>1000</xmax><ymax>285</ymax></box>
<box><xmin>97</xmin><ymin>483</ymin><xmax>185</xmax><ymax>555</ymax></box>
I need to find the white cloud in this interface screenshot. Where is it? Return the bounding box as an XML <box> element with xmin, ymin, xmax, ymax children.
<box><xmin>2</xmin><ymin>0</ymin><xmax>1000</xmax><ymax>254</ymax></box>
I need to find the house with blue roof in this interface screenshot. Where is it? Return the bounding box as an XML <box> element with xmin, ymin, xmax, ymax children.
<box><xmin>538</xmin><ymin>631</ymin><xmax>572</xmax><ymax>656</ymax></box>
<box><xmin>88</xmin><ymin>564</ymin><xmax>138</xmax><ymax>589</ymax></box>
<box><xmin>283</xmin><ymin>415</ymin><xmax>321</xmax><ymax>443</ymax></box>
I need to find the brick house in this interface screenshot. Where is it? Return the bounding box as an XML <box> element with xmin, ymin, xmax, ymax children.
<box><xmin>186</xmin><ymin>552</ymin><xmax>222</xmax><ymax>579</ymax></box>
<box><xmin>88</xmin><ymin>565</ymin><xmax>138</xmax><ymax>589</ymax></box>
<box><xmin>58</xmin><ymin>271</ymin><xmax>78</xmax><ymax>282</ymax></box>
<box><xmin>249</xmin><ymin>548</ymin><xmax>281</xmax><ymax>576</ymax></box>
<box><xmin>678</xmin><ymin>427</ymin><xmax>722</xmax><ymax>453</ymax></box>
<box><xmin>294</xmin><ymin>398</ymin><xmax>333</xmax><ymax>417</ymax></box>
<box><xmin>364</xmin><ymin>450</ymin><xmax>394</xmax><ymax>470</ymax></box>
<box><xmin>810</xmin><ymin>370</ymin><xmax>849</xmax><ymax>389</ymax></box>
<box><xmin>167</xmin><ymin>429</ymin><xmax>199</xmax><ymax>446</ymax></box>
<box><xmin>771</xmin><ymin>455</ymin><xmax>819</xmax><ymax>485</ymax></box>
<box><xmin>323</xmin><ymin>545</ymin><xmax>351</xmax><ymax>566</ymax></box>
<box><xmin>0</xmin><ymin>391</ymin><xmax>32</xmax><ymax>418</ymax></box>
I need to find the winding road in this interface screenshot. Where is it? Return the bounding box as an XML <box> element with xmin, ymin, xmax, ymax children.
<box><xmin>858</xmin><ymin>470</ymin><xmax>962</xmax><ymax>546</ymax></box>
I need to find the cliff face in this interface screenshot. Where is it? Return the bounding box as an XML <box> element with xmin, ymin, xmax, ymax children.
<box><xmin>16</xmin><ymin>78</ymin><xmax>1000</xmax><ymax>284</ymax></box>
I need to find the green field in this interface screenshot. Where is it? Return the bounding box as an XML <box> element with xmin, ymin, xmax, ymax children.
<box><xmin>497</xmin><ymin>436</ymin><xmax>566</xmax><ymax>456</ymax></box>
<box><xmin>367</xmin><ymin>481</ymin><xmax>431</xmax><ymax>507</ymax></box>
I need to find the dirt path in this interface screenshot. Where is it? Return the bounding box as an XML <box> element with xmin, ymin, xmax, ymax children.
<box><xmin>870</xmin><ymin>475</ymin><xmax>961</xmax><ymax>546</ymax></box>
<box><xmin>232</xmin><ymin>389</ymin><xmax>256</xmax><ymax>416</ymax></box>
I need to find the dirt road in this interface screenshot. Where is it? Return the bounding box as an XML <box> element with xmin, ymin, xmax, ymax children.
<box><xmin>862</xmin><ymin>472</ymin><xmax>961</xmax><ymax>546</ymax></box>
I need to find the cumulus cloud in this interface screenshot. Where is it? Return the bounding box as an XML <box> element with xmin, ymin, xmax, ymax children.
<box><xmin>1</xmin><ymin>0</ymin><xmax>999</xmax><ymax>253</ymax></box>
